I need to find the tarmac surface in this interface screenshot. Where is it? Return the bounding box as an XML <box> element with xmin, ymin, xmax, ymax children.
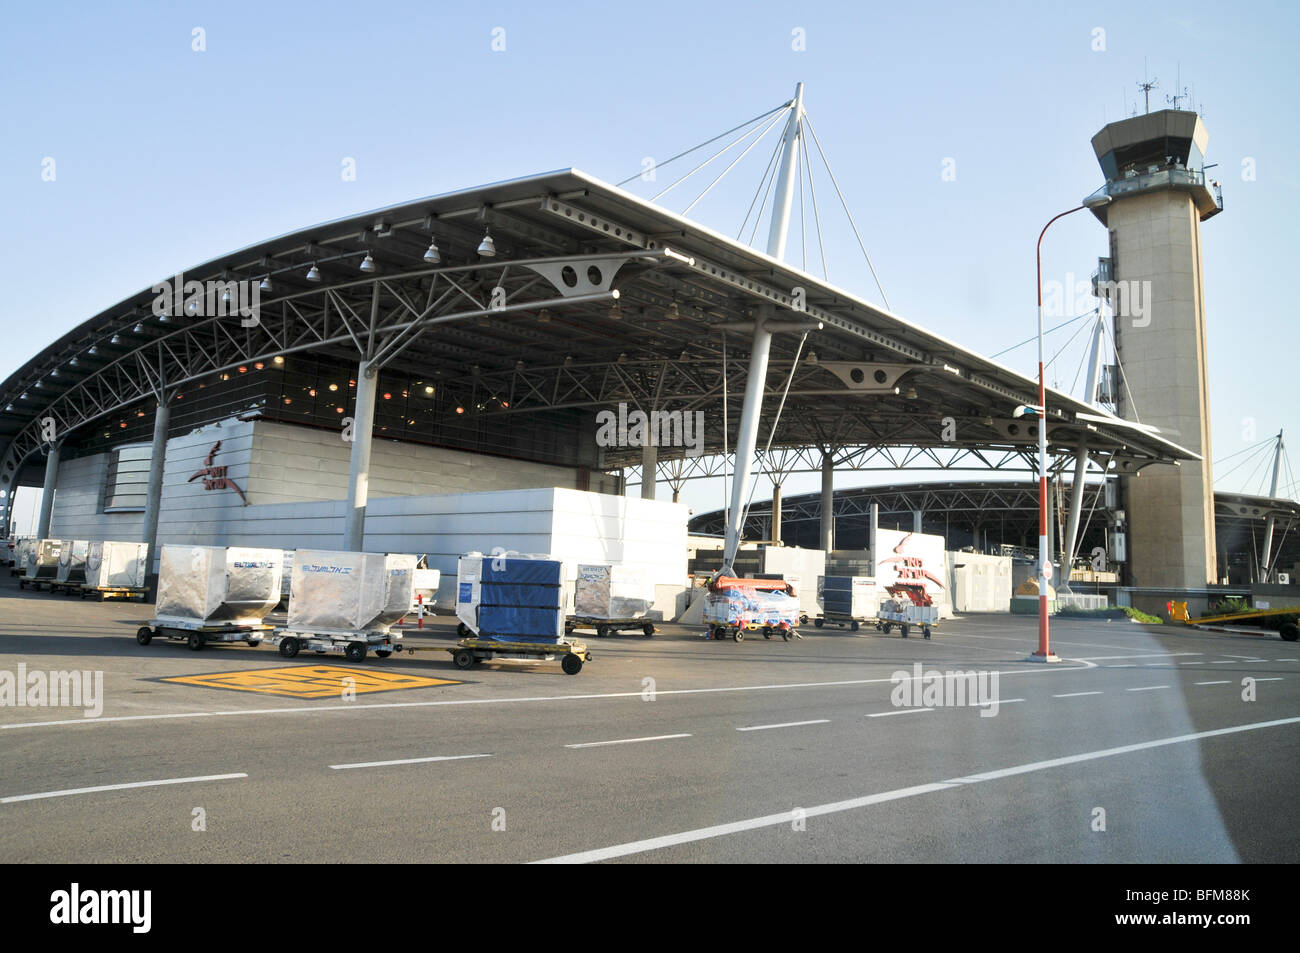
<box><xmin>1</xmin><ymin>572</ymin><xmax>1297</xmax><ymax>863</ymax></box>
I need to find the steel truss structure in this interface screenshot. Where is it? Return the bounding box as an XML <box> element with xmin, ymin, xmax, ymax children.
<box><xmin>1</xmin><ymin>169</ymin><xmax>1201</xmax><ymax>538</ymax></box>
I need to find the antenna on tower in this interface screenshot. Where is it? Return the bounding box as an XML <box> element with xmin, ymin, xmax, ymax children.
<box><xmin>1137</xmin><ymin>77</ymin><xmax>1159</xmax><ymax>114</ymax></box>
<box><xmin>1166</xmin><ymin>62</ymin><xmax>1188</xmax><ymax>110</ymax></box>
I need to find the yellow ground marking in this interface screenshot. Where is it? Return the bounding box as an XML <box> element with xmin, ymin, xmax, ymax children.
<box><xmin>163</xmin><ymin>665</ymin><xmax>460</xmax><ymax>699</ymax></box>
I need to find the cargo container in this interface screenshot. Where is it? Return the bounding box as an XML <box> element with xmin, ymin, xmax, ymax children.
<box><xmin>268</xmin><ymin>550</ymin><xmax>416</xmax><ymax>661</ymax></box>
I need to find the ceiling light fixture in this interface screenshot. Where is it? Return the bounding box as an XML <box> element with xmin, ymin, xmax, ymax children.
<box><xmin>260</xmin><ymin>277</ymin><xmax>273</xmax><ymax>293</ymax></box>
<box><xmin>359</xmin><ymin>252</ymin><xmax>377</xmax><ymax>273</ymax></box>
<box><xmin>423</xmin><ymin>240</ymin><xmax>441</xmax><ymax>264</ymax></box>
<box><xmin>306</xmin><ymin>264</ymin><xmax>321</xmax><ymax>282</ymax></box>
<box><xmin>477</xmin><ymin>228</ymin><xmax>496</xmax><ymax>257</ymax></box>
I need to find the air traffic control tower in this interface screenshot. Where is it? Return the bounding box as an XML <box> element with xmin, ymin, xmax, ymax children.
<box><xmin>1089</xmin><ymin>110</ymin><xmax>1223</xmax><ymax>588</ymax></box>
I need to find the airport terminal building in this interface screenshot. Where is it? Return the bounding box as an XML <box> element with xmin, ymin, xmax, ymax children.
<box><xmin>2</xmin><ymin>106</ymin><xmax>1294</xmax><ymax>616</ymax></box>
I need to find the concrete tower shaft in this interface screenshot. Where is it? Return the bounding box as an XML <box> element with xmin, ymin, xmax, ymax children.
<box><xmin>1089</xmin><ymin>109</ymin><xmax>1222</xmax><ymax>588</ymax></box>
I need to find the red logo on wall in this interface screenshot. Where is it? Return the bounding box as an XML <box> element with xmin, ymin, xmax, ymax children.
<box><xmin>187</xmin><ymin>441</ymin><xmax>247</xmax><ymax>503</ymax></box>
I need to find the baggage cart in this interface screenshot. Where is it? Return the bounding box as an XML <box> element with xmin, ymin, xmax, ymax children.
<box><xmin>566</xmin><ymin>616</ymin><xmax>656</xmax><ymax>638</ymax></box>
<box><xmin>135</xmin><ymin>618</ymin><xmax>274</xmax><ymax>651</ymax></box>
<box><xmin>430</xmin><ymin>637</ymin><xmax>591</xmax><ymax>675</ymax></box>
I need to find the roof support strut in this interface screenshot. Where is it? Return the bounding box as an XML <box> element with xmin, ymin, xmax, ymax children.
<box><xmin>722</xmin><ymin>82</ymin><xmax>805</xmax><ymax>572</ymax></box>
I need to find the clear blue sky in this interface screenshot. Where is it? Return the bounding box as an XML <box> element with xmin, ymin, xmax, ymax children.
<box><xmin>2</xmin><ymin>0</ymin><xmax>1297</xmax><ymax>527</ymax></box>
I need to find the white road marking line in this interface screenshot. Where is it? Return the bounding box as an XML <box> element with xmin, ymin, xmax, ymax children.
<box><xmin>1180</xmin><ymin>661</ymin><xmax>1205</xmax><ymax>665</ymax></box>
<box><xmin>532</xmin><ymin>716</ymin><xmax>1300</xmax><ymax>864</ymax></box>
<box><xmin>1277</xmin><ymin>659</ymin><xmax>1297</xmax><ymax>662</ymax></box>
<box><xmin>1253</xmin><ymin>677</ymin><xmax>1284</xmax><ymax>682</ymax></box>
<box><xmin>0</xmin><ymin>661</ymin><xmax>1099</xmax><ymax>731</ymax></box>
<box><xmin>1073</xmin><ymin>653</ymin><xmax>1200</xmax><ymax>661</ymax></box>
<box><xmin>566</xmin><ymin>733</ymin><xmax>691</xmax><ymax>749</ymax></box>
<box><xmin>1</xmin><ymin>773</ymin><xmax>247</xmax><ymax>804</ymax></box>
<box><xmin>736</xmin><ymin>720</ymin><xmax>830</xmax><ymax>732</ymax></box>
<box><xmin>1126</xmin><ymin>685</ymin><xmax>1169</xmax><ymax>692</ymax></box>
<box><xmin>1109</xmin><ymin>664</ymin><xmax>1139</xmax><ymax>668</ymax></box>
<box><xmin>1053</xmin><ymin>691</ymin><xmax>1103</xmax><ymax>698</ymax></box>
<box><xmin>866</xmin><ymin>709</ymin><xmax>935</xmax><ymax>718</ymax></box>
<box><xmin>1195</xmin><ymin>681</ymin><xmax>1231</xmax><ymax>686</ymax></box>
<box><xmin>329</xmin><ymin>754</ymin><xmax>491</xmax><ymax>770</ymax></box>
<box><xmin>1222</xmin><ymin>654</ymin><xmax>1265</xmax><ymax>659</ymax></box>
<box><xmin>1211</xmin><ymin>660</ymin><xmax>1239</xmax><ymax>664</ymax></box>
<box><xmin>980</xmin><ymin>698</ymin><xmax>1025</xmax><ymax>706</ymax></box>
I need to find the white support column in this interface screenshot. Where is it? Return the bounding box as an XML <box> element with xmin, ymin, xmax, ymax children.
<box><xmin>35</xmin><ymin>442</ymin><xmax>61</xmax><ymax>538</ymax></box>
<box><xmin>141</xmin><ymin>396</ymin><xmax>171</xmax><ymax>586</ymax></box>
<box><xmin>1261</xmin><ymin>430</ymin><xmax>1285</xmax><ymax>581</ymax></box>
<box><xmin>820</xmin><ymin>450</ymin><xmax>834</xmax><ymax>553</ymax></box>
<box><xmin>1062</xmin><ymin>314</ymin><xmax>1107</xmax><ymax>592</ymax></box>
<box><xmin>721</xmin><ymin>82</ymin><xmax>804</xmax><ymax>573</ymax></box>
<box><xmin>343</xmin><ymin>358</ymin><xmax>378</xmax><ymax>551</ymax></box>
<box><xmin>640</xmin><ymin>442</ymin><xmax>657</xmax><ymax>501</ymax></box>
<box><xmin>869</xmin><ymin>503</ymin><xmax>879</xmax><ymax>571</ymax></box>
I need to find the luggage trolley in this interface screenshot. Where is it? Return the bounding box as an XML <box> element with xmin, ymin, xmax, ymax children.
<box><xmin>566</xmin><ymin>616</ymin><xmax>656</xmax><ymax>638</ymax></box>
<box><xmin>703</xmin><ymin>576</ymin><xmax>801</xmax><ymax>642</ymax></box>
<box><xmin>424</xmin><ymin>637</ymin><xmax>592</xmax><ymax>675</ymax></box>
<box><xmin>135</xmin><ymin>618</ymin><xmax>274</xmax><ymax>651</ymax></box>
<box><xmin>874</xmin><ymin>582</ymin><xmax>939</xmax><ymax>640</ymax></box>
<box><xmin>268</xmin><ymin>628</ymin><xmax>402</xmax><ymax>662</ymax></box>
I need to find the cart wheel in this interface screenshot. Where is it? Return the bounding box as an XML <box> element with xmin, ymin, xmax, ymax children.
<box><xmin>279</xmin><ymin>637</ymin><xmax>300</xmax><ymax>659</ymax></box>
<box><xmin>851</xmin><ymin>620</ymin><xmax>860</xmax><ymax>631</ymax></box>
<box><xmin>456</xmin><ymin>622</ymin><xmax>471</xmax><ymax>638</ymax></box>
<box><xmin>375</xmin><ymin>649</ymin><xmax>392</xmax><ymax>658</ymax></box>
<box><xmin>135</xmin><ymin>626</ymin><xmax>153</xmax><ymax>646</ymax></box>
<box><xmin>900</xmin><ymin>625</ymin><xmax>909</xmax><ymax>639</ymax></box>
<box><xmin>814</xmin><ymin>618</ymin><xmax>824</xmax><ymax>628</ymax></box>
<box><xmin>733</xmin><ymin>629</ymin><xmax>744</xmax><ymax>642</ymax></box>
<box><xmin>782</xmin><ymin>630</ymin><xmax>791</xmax><ymax>642</ymax></box>
<box><xmin>561</xmin><ymin>654</ymin><xmax>583</xmax><ymax>675</ymax></box>
<box><xmin>315</xmin><ymin>650</ymin><xmax>328</xmax><ymax>655</ymax></box>
<box><xmin>642</xmin><ymin>622</ymin><xmax>655</xmax><ymax>637</ymax></box>
<box><xmin>923</xmin><ymin>627</ymin><xmax>932</xmax><ymax>640</ymax></box>
<box><xmin>1280</xmin><ymin>623</ymin><xmax>1299</xmax><ymax>642</ymax></box>
<box><xmin>763</xmin><ymin>629</ymin><xmax>772</xmax><ymax>640</ymax></box>
<box><xmin>596</xmin><ymin>625</ymin><xmax>610</xmax><ymax>638</ymax></box>
<box><xmin>187</xmin><ymin>632</ymin><xmax>205</xmax><ymax>651</ymax></box>
<box><xmin>453</xmin><ymin>648</ymin><xmax>475</xmax><ymax>670</ymax></box>
<box><xmin>245</xmin><ymin>639</ymin><xmax>261</xmax><ymax>647</ymax></box>
<box><xmin>345</xmin><ymin>642</ymin><xmax>367</xmax><ymax>662</ymax></box>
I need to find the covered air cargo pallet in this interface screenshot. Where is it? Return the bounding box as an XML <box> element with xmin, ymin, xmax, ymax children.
<box><xmin>50</xmin><ymin>540</ymin><xmax>90</xmax><ymax>593</ymax></box>
<box><xmin>704</xmin><ymin>577</ymin><xmax>801</xmax><ymax>642</ymax></box>
<box><xmin>269</xmin><ymin>550</ymin><xmax>416</xmax><ymax>662</ymax></box>
<box><xmin>18</xmin><ymin>539</ymin><xmax>62</xmax><ymax>590</ymax></box>
<box><xmin>8</xmin><ymin>539</ymin><xmax>33</xmax><ymax>576</ymax></box>
<box><xmin>80</xmin><ymin>540</ymin><xmax>148</xmax><ymax>600</ymax></box>
<box><xmin>137</xmin><ymin>545</ymin><xmax>283</xmax><ymax>651</ymax></box>
<box><xmin>814</xmin><ymin>575</ymin><xmax>879</xmax><ymax>631</ymax></box>
<box><xmin>568</xmin><ymin>563</ymin><xmax>656</xmax><ymax>637</ymax></box>
<box><xmin>443</xmin><ymin>554</ymin><xmax>590</xmax><ymax>672</ymax></box>
<box><xmin>456</xmin><ymin>553</ymin><xmax>567</xmax><ymax>643</ymax></box>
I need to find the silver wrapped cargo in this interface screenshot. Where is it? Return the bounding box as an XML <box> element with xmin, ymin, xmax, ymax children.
<box><xmin>85</xmin><ymin>541</ymin><xmax>149</xmax><ymax>589</ymax></box>
<box><xmin>56</xmin><ymin>540</ymin><xmax>90</xmax><ymax>584</ymax></box>
<box><xmin>24</xmin><ymin>539</ymin><xmax>62</xmax><ymax>579</ymax></box>
<box><xmin>155</xmin><ymin>544</ymin><xmax>284</xmax><ymax>624</ymax></box>
<box><xmin>288</xmin><ymin>550</ymin><xmax>417</xmax><ymax>635</ymax></box>
<box><xmin>574</xmin><ymin>563</ymin><xmax>654</xmax><ymax>619</ymax></box>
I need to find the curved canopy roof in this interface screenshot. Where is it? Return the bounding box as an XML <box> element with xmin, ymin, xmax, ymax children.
<box><xmin>0</xmin><ymin>168</ymin><xmax>1199</xmax><ymax>507</ymax></box>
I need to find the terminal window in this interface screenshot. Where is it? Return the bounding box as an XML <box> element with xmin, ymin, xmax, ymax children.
<box><xmin>102</xmin><ymin>444</ymin><xmax>151</xmax><ymax>512</ymax></box>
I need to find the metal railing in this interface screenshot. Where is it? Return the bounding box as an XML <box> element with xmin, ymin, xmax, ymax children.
<box><xmin>1087</xmin><ymin>165</ymin><xmax>1223</xmax><ymax>211</ymax></box>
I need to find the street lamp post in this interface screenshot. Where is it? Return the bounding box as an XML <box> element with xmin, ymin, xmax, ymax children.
<box><xmin>1030</xmin><ymin>195</ymin><xmax>1111</xmax><ymax>662</ymax></box>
